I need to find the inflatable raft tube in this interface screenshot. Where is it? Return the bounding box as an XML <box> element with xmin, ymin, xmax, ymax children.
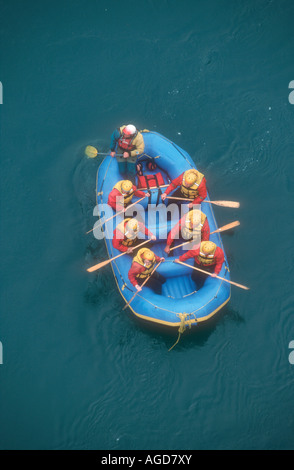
<box><xmin>94</xmin><ymin>131</ymin><xmax>231</xmax><ymax>328</ymax></box>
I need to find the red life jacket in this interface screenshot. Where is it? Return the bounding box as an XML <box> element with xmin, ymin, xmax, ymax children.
<box><xmin>118</xmin><ymin>130</ymin><xmax>137</xmax><ymax>151</ymax></box>
<box><xmin>137</xmin><ymin>172</ymin><xmax>165</xmax><ymax>190</ymax></box>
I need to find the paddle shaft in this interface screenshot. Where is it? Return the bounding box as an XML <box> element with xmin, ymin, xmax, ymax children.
<box><xmin>166</xmin><ymin>196</ymin><xmax>193</xmax><ymax>201</ymax></box>
<box><xmin>169</xmin><ymin>221</ymin><xmax>240</xmax><ymax>252</ymax></box>
<box><xmin>123</xmin><ymin>260</ymin><xmax>163</xmax><ymax>310</ymax></box>
<box><xmin>147</xmin><ymin>184</ymin><xmax>169</xmax><ymax>190</ymax></box>
<box><xmin>87</xmin><ymin>239</ymin><xmax>150</xmax><ymax>273</ymax></box>
<box><xmin>165</xmin><ymin>196</ymin><xmax>239</xmax><ymax>208</ymax></box>
<box><xmin>169</xmin><ymin>240</ymin><xmax>198</xmax><ymax>252</ymax></box>
<box><xmin>87</xmin><ymin>146</ymin><xmax>161</xmax><ymax>158</ymax></box>
<box><xmin>86</xmin><ymin>196</ymin><xmax>147</xmax><ymax>234</ymax></box>
<box><xmin>176</xmin><ymin>260</ymin><xmax>249</xmax><ymax>290</ymax></box>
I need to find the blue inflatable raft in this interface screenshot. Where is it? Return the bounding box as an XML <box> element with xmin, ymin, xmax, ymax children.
<box><xmin>94</xmin><ymin>131</ymin><xmax>231</xmax><ymax>328</ymax></box>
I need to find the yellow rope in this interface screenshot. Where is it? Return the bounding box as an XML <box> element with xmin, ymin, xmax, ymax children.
<box><xmin>168</xmin><ymin>313</ymin><xmax>193</xmax><ymax>351</ymax></box>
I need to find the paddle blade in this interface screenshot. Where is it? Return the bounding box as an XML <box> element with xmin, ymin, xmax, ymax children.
<box><xmin>211</xmin><ymin>221</ymin><xmax>240</xmax><ymax>234</ymax></box>
<box><xmin>87</xmin><ymin>258</ymin><xmax>110</xmax><ymax>272</ymax></box>
<box><xmin>85</xmin><ymin>145</ymin><xmax>98</xmax><ymax>158</ymax></box>
<box><xmin>229</xmin><ymin>280</ymin><xmax>250</xmax><ymax>290</ymax></box>
<box><xmin>210</xmin><ymin>200</ymin><xmax>240</xmax><ymax>208</ymax></box>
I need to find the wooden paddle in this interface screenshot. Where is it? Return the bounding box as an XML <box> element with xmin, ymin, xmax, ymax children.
<box><xmin>165</xmin><ymin>196</ymin><xmax>240</xmax><ymax>208</ymax></box>
<box><xmin>169</xmin><ymin>240</ymin><xmax>198</xmax><ymax>252</ymax></box>
<box><xmin>137</xmin><ymin>184</ymin><xmax>169</xmax><ymax>191</ymax></box>
<box><xmin>87</xmin><ymin>239</ymin><xmax>150</xmax><ymax>273</ymax></box>
<box><xmin>175</xmin><ymin>260</ymin><xmax>249</xmax><ymax>290</ymax></box>
<box><xmin>86</xmin><ymin>196</ymin><xmax>147</xmax><ymax>234</ymax></box>
<box><xmin>210</xmin><ymin>220</ymin><xmax>240</xmax><ymax>235</ymax></box>
<box><xmin>168</xmin><ymin>221</ymin><xmax>240</xmax><ymax>252</ymax></box>
<box><xmin>85</xmin><ymin>146</ymin><xmax>164</xmax><ymax>160</ymax></box>
<box><xmin>147</xmin><ymin>184</ymin><xmax>169</xmax><ymax>190</ymax></box>
<box><xmin>122</xmin><ymin>260</ymin><xmax>163</xmax><ymax>310</ymax></box>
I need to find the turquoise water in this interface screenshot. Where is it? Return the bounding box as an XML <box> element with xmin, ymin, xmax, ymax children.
<box><xmin>1</xmin><ymin>0</ymin><xmax>294</xmax><ymax>450</ymax></box>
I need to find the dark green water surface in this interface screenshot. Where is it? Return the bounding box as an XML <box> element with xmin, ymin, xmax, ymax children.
<box><xmin>1</xmin><ymin>0</ymin><xmax>294</xmax><ymax>450</ymax></box>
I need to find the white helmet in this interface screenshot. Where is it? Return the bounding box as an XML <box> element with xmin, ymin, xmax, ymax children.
<box><xmin>123</xmin><ymin>124</ymin><xmax>137</xmax><ymax>135</ymax></box>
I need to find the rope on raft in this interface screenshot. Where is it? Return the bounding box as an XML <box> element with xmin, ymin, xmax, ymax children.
<box><xmin>168</xmin><ymin>312</ymin><xmax>196</xmax><ymax>351</ymax></box>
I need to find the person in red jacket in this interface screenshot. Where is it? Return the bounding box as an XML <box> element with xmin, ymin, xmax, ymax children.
<box><xmin>112</xmin><ymin>218</ymin><xmax>156</xmax><ymax>253</ymax></box>
<box><xmin>108</xmin><ymin>179</ymin><xmax>150</xmax><ymax>212</ymax></box>
<box><xmin>128</xmin><ymin>248</ymin><xmax>165</xmax><ymax>294</ymax></box>
<box><xmin>161</xmin><ymin>169</ymin><xmax>207</xmax><ymax>207</ymax></box>
<box><xmin>175</xmin><ymin>241</ymin><xmax>224</xmax><ymax>289</ymax></box>
<box><xmin>164</xmin><ymin>209</ymin><xmax>210</xmax><ymax>254</ymax></box>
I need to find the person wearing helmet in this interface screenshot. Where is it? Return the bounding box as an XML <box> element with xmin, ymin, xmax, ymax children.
<box><xmin>128</xmin><ymin>248</ymin><xmax>165</xmax><ymax>294</ymax></box>
<box><xmin>161</xmin><ymin>169</ymin><xmax>207</xmax><ymax>207</ymax></box>
<box><xmin>175</xmin><ymin>241</ymin><xmax>224</xmax><ymax>288</ymax></box>
<box><xmin>110</xmin><ymin>124</ymin><xmax>145</xmax><ymax>175</ymax></box>
<box><xmin>108</xmin><ymin>179</ymin><xmax>150</xmax><ymax>212</ymax></box>
<box><xmin>113</xmin><ymin>218</ymin><xmax>156</xmax><ymax>253</ymax></box>
<box><xmin>164</xmin><ymin>209</ymin><xmax>210</xmax><ymax>254</ymax></box>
